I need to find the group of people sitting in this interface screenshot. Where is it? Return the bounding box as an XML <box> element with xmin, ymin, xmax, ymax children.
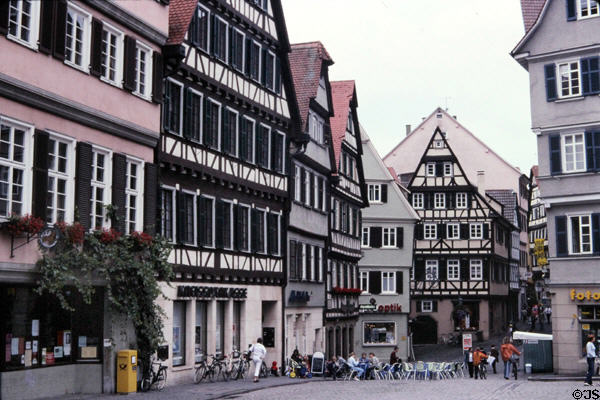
<box><xmin>325</xmin><ymin>346</ymin><xmax>402</xmax><ymax>381</ymax></box>
<box><xmin>289</xmin><ymin>349</ymin><xmax>312</xmax><ymax>378</ymax></box>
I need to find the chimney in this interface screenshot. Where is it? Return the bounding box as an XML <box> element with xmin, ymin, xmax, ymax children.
<box><xmin>405</xmin><ymin>124</ymin><xmax>411</xmax><ymax>136</ymax></box>
<box><xmin>477</xmin><ymin>170</ymin><xmax>485</xmax><ymax>194</ymax></box>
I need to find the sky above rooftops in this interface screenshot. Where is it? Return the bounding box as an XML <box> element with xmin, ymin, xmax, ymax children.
<box><xmin>282</xmin><ymin>0</ymin><xmax>537</xmax><ymax>173</ymax></box>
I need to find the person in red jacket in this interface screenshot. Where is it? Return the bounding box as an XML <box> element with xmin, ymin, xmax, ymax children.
<box><xmin>473</xmin><ymin>348</ymin><xmax>488</xmax><ymax>379</ymax></box>
<box><xmin>500</xmin><ymin>337</ymin><xmax>521</xmax><ymax>380</ymax></box>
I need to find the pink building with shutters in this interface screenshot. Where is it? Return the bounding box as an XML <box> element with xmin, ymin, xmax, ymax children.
<box><xmin>0</xmin><ymin>1</ymin><xmax>167</xmax><ymax>398</ymax></box>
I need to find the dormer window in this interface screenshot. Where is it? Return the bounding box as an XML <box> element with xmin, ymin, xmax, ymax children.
<box><xmin>347</xmin><ymin>111</ymin><xmax>354</xmax><ymax>133</ymax></box>
<box><xmin>426</xmin><ymin>163</ymin><xmax>435</xmax><ymax>176</ymax></box>
<box><xmin>443</xmin><ymin>162</ymin><xmax>453</xmax><ymax>177</ymax></box>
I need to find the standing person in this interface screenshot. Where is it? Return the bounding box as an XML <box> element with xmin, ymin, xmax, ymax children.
<box><xmin>530</xmin><ymin>304</ymin><xmax>538</xmax><ymax>331</ymax></box>
<box><xmin>490</xmin><ymin>345</ymin><xmax>499</xmax><ymax>374</ymax></box>
<box><xmin>521</xmin><ymin>305</ymin><xmax>528</xmax><ymax>322</ymax></box>
<box><xmin>465</xmin><ymin>348</ymin><xmax>474</xmax><ymax>378</ymax></box>
<box><xmin>473</xmin><ymin>347</ymin><xmax>488</xmax><ymax>379</ymax></box>
<box><xmin>390</xmin><ymin>346</ymin><xmax>399</xmax><ymax>365</ymax></box>
<box><xmin>585</xmin><ymin>335</ymin><xmax>596</xmax><ymax>386</ymax></box>
<box><xmin>250</xmin><ymin>338</ymin><xmax>267</xmax><ymax>383</ymax></box>
<box><xmin>500</xmin><ymin>337</ymin><xmax>521</xmax><ymax>380</ymax></box>
<box><xmin>538</xmin><ymin>304</ymin><xmax>545</xmax><ymax>330</ymax></box>
<box><xmin>545</xmin><ymin>306</ymin><xmax>552</xmax><ymax>324</ymax></box>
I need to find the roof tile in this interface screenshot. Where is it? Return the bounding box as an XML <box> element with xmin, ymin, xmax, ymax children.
<box><xmin>330</xmin><ymin>80</ymin><xmax>356</xmax><ymax>168</ymax></box>
<box><xmin>520</xmin><ymin>0</ymin><xmax>547</xmax><ymax>33</ymax></box>
<box><xmin>167</xmin><ymin>0</ymin><xmax>197</xmax><ymax>45</ymax></box>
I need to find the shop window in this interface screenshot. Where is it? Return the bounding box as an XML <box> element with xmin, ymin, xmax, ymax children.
<box><xmin>216</xmin><ymin>301</ymin><xmax>225</xmax><ymax>356</ymax></box>
<box><xmin>580</xmin><ymin>305</ymin><xmax>600</xmax><ymax>354</ymax></box>
<box><xmin>233</xmin><ymin>302</ymin><xmax>241</xmax><ymax>351</ymax></box>
<box><xmin>0</xmin><ymin>286</ymin><xmax>103</xmax><ymax>371</ymax></box>
<box><xmin>194</xmin><ymin>301</ymin><xmax>207</xmax><ymax>363</ymax></box>
<box><xmin>172</xmin><ymin>301</ymin><xmax>186</xmax><ymax>366</ymax></box>
<box><xmin>363</xmin><ymin>322</ymin><xmax>396</xmax><ymax>345</ymax></box>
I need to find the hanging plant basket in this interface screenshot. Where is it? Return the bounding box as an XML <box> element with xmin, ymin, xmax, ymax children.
<box><xmin>1</xmin><ymin>214</ymin><xmax>44</xmax><ymax>237</ymax></box>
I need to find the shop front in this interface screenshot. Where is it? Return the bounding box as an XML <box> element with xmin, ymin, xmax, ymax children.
<box><xmin>159</xmin><ymin>282</ymin><xmax>282</xmax><ymax>385</ymax></box>
<box><xmin>284</xmin><ymin>283</ymin><xmax>325</xmax><ymax>360</ymax></box>
<box><xmin>0</xmin><ymin>285</ymin><xmax>107</xmax><ymax>400</ymax></box>
<box><xmin>355</xmin><ymin>301</ymin><xmax>408</xmax><ymax>363</ymax></box>
<box><xmin>552</xmin><ymin>288</ymin><xmax>600</xmax><ymax>374</ymax></box>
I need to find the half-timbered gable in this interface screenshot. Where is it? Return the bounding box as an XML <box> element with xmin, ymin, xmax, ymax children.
<box><xmin>408</xmin><ymin>127</ymin><xmax>512</xmax><ymax>342</ymax></box>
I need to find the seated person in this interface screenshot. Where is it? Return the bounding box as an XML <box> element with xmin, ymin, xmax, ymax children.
<box><xmin>326</xmin><ymin>356</ymin><xmax>339</xmax><ymax>380</ymax></box>
<box><xmin>359</xmin><ymin>352</ymin><xmax>369</xmax><ymax>364</ymax></box>
<box><xmin>366</xmin><ymin>353</ymin><xmax>380</xmax><ymax>379</ymax></box>
<box><xmin>348</xmin><ymin>352</ymin><xmax>365</xmax><ymax>381</ymax></box>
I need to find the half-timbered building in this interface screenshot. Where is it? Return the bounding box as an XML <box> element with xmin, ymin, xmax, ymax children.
<box><xmin>158</xmin><ymin>0</ymin><xmax>301</xmax><ymax>383</ymax></box>
<box><xmin>285</xmin><ymin>42</ymin><xmax>334</xmax><ymax>360</ymax></box>
<box><xmin>325</xmin><ymin>81</ymin><xmax>368</xmax><ymax>358</ymax></box>
<box><xmin>408</xmin><ymin>128</ymin><xmax>513</xmax><ymax>343</ymax></box>
<box><xmin>527</xmin><ymin>166</ymin><xmax>549</xmax><ymax>305</ymax></box>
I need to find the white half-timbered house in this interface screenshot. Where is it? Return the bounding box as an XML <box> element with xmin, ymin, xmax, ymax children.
<box><xmin>325</xmin><ymin>81</ymin><xmax>368</xmax><ymax>359</ymax></box>
<box><xmin>157</xmin><ymin>0</ymin><xmax>301</xmax><ymax>383</ymax></box>
<box><xmin>408</xmin><ymin>128</ymin><xmax>513</xmax><ymax>343</ymax></box>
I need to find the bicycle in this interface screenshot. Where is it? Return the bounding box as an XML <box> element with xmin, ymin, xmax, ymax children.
<box><xmin>140</xmin><ymin>357</ymin><xmax>167</xmax><ymax>392</ymax></box>
<box><xmin>511</xmin><ymin>357</ymin><xmax>519</xmax><ymax>380</ymax></box>
<box><xmin>230</xmin><ymin>351</ymin><xmax>249</xmax><ymax>380</ymax></box>
<box><xmin>194</xmin><ymin>354</ymin><xmax>230</xmax><ymax>383</ymax></box>
<box><xmin>477</xmin><ymin>361</ymin><xmax>487</xmax><ymax>380</ymax></box>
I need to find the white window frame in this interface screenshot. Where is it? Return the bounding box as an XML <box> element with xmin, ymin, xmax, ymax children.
<box><xmin>434</xmin><ymin>192</ymin><xmax>446</xmax><ymax>209</ymax></box>
<box><xmin>0</xmin><ymin>116</ymin><xmax>33</xmax><ymax>219</ymax></box>
<box><xmin>556</xmin><ymin>60</ymin><xmax>581</xmax><ymax>98</ymax></box>
<box><xmin>447</xmin><ymin>259</ymin><xmax>460</xmax><ymax>281</ymax></box>
<box><xmin>424</xmin><ymin>223</ymin><xmax>437</xmax><ymax>240</ymax></box>
<box><xmin>447</xmin><ymin>223</ymin><xmax>460</xmax><ymax>240</ymax></box>
<box><xmin>412</xmin><ymin>193</ymin><xmax>424</xmax><ymax>209</ymax></box>
<box><xmin>421</xmin><ymin>300</ymin><xmax>433</xmax><ymax>313</ymax></box>
<box><xmin>47</xmin><ymin>132</ymin><xmax>76</xmax><ymax>224</ymax></box>
<box><xmin>238</xmin><ymin>203</ymin><xmax>251</xmax><ymax>252</ymax></box>
<box><xmin>360</xmin><ymin>270</ymin><xmax>369</xmax><ymax>293</ymax></box>
<box><xmin>275</xmin><ymin>130</ymin><xmax>286</xmax><ymax>173</ymax></box>
<box><xmin>321</xmin><ymin>178</ymin><xmax>327</xmax><ymax>212</ymax></box>
<box><xmin>249</xmin><ymin>39</ymin><xmax>262</xmax><ymax>83</ymax></box>
<box><xmin>64</xmin><ymin>3</ymin><xmax>91</xmax><ymax>72</ymax></box>
<box><xmin>134</xmin><ymin>41</ymin><xmax>153</xmax><ymax>100</ymax></box>
<box><xmin>189</xmin><ymin>3</ymin><xmax>210</xmax><ymax>53</ymax></box>
<box><xmin>561</xmin><ymin>132</ymin><xmax>586</xmax><ymax>173</ymax></box>
<box><xmin>579</xmin><ymin>0</ymin><xmax>600</xmax><ymax>18</ymax></box>
<box><xmin>470</xmin><ymin>223</ymin><xmax>483</xmax><ymax>239</ymax></box>
<box><xmin>222</xmin><ymin>199</ymin><xmax>234</xmax><ymax>250</ymax></box>
<box><xmin>383</xmin><ymin>227</ymin><xmax>396</xmax><ymax>248</ymax></box>
<box><xmin>100</xmin><ymin>22</ymin><xmax>124</xmax><ymax>87</ymax></box>
<box><xmin>301</xmin><ymin>242</ymin><xmax>307</xmax><ymax>280</ymax></box>
<box><xmin>7</xmin><ymin>0</ymin><xmax>40</xmax><ymax>49</ymax></box>
<box><xmin>381</xmin><ymin>271</ymin><xmax>396</xmax><ymax>294</ymax></box>
<box><xmin>303</xmin><ymin>167</ymin><xmax>310</xmax><ymax>207</ymax></box>
<box><xmin>230</xmin><ymin>27</ymin><xmax>245</xmax><ymax>72</ymax></box>
<box><xmin>313</xmin><ymin>174</ymin><xmax>319</xmax><ymax>207</ymax></box>
<box><xmin>361</xmin><ymin>226</ymin><xmax>370</xmax><ymax>248</ymax></box>
<box><xmin>425</xmin><ymin>260</ymin><xmax>439</xmax><ymax>281</ymax></box>
<box><xmin>160</xmin><ymin>185</ymin><xmax>176</xmax><ymax>243</ymax></box>
<box><xmin>258</xmin><ymin>123</ymin><xmax>270</xmax><ymax>169</ymax></box>
<box><xmin>265</xmin><ymin>50</ymin><xmax>276</xmax><ymax>91</ymax></box>
<box><xmin>90</xmin><ymin>146</ymin><xmax>112</xmax><ymax>230</ymax></box>
<box><xmin>213</xmin><ymin>15</ymin><xmax>229</xmax><ymax>63</ymax></box>
<box><xmin>165</xmin><ymin>78</ymin><xmax>184</xmax><ymax>136</ymax></box>
<box><xmin>317</xmin><ymin>247</ymin><xmax>323</xmax><ymax>282</ymax></box>
<box><xmin>201</xmin><ymin>194</ymin><xmax>216</xmax><ymax>248</ymax></box>
<box><xmin>426</xmin><ymin>163</ymin><xmax>435</xmax><ymax>176</ymax></box>
<box><xmin>470</xmin><ymin>259</ymin><xmax>483</xmax><ymax>280</ymax></box>
<box><xmin>568</xmin><ymin>214</ymin><xmax>593</xmax><ymax>254</ymax></box>
<box><xmin>294</xmin><ymin>164</ymin><xmax>301</xmax><ymax>202</ymax></box>
<box><xmin>207</xmin><ymin>98</ymin><xmax>222</xmax><ymax>150</ymax></box>
<box><xmin>308</xmin><ymin>111</ymin><xmax>325</xmax><ymax>144</ymax></box>
<box><xmin>180</xmin><ymin>189</ymin><xmax>197</xmax><ymax>246</ymax></box>
<box><xmin>124</xmin><ymin>157</ymin><xmax>144</xmax><ymax>234</ymax></box>
<box><xmin>456</xmin><ymin>192</ymin><xmax>468</xmax><ymax>209</ymax></box>
<box><xmin>223</xmin><ymin>106</ymin><xmax>239</xmax><ymax>157</ymax></box>
<box><xmin>241</xmin><ymin>115</ymin><xmax>255</xmax><ymax>164</ymax></box>
<box><xmin>309</xmin><ymin>244</ymin><xmax>315</xmax><ymax>281</ymax></box>
<box><xmin>186</xmin><ymin>87</ymin><xmax>203</xmax><ymax>143</ymax></box>
<box><xmin>443</xmin><ymin>162</ymin><xmax>453</xmax><ymax>177</ymax></box>
<box><xmin>368</xmin><ymin>184</ymin><xmax>381</xmax><ymax>203</ymax></box>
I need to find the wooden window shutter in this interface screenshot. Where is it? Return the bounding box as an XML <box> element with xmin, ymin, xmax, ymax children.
<box><xmin>143</xmin><ymin>163</ymin><xmax>158</xmax><ymax>234</ymax></box>
<box><xmin>197</xmin><ymin>197</ymin><xmax>207</xmax><ymax>246</ymax></box>
<box><xmin>370</xmin><ymin>226</ymin><xmax>382</xmax><ymax>248</ymax></box>
<box><xmin>175</xmin><ymin>191</ymin><xmax>185</xmax><ymax>244</ymax></box>
<box><xmin>415</xmin><ymin>259</ymin><xmax>425</xmax><ymax>281</ymax></box>
<box><xmin>152</xmin><ymin>52</ymin><xmax>164</xmax><ymax>103</ymax></box>
<box><xmin>300</xmin><ymin>168</ymin><xmax>306</xmax><ymax>203</ymax></box>
<box><xmin>586</xmin><ymin>131</ymin><xmax>596</xmax><ymax>171</ymax></box>
<box><xmin>432</xmin><ymin>301</ymin><xmax>438</xmax><ymax>312</ymax></box>
<box><xmin>447</xmin><ymin>192</ymin><xmax>455</xmax><ymax>209</ymax></box>
<box><xmin>435</xmin><ymin>162</ymin><xmax>443</xmax><ymax>177</ymax></box>
<box><xmin>309</xmin><ymin>172</ymin><xmax>315</xmax><ymax>207</ymax></box>
<box><xmin>289</xmin><ymin>240</ymin><xmax>297</xmax><ymax>280</ymax></box>
<box><xmin>581</xmin><ymin>57</ymin><xmax>600</xmax><ymax>95</ymax></box>
<box><xmin>482</xmin><ymin>260</ymin><xmax>489</xmax><ymax>281</ymax></box>
<box><xmin>549</xmin><ymin>134</ymin><xmax>562</xmax><ymax>175</ymax></box>
<box><xmin>228</xmin><ymin>25</ymin><xmax>233</xmax><ymax>66</ymax></box>
<box><xmin>251</xmin><ymin>209</ymin><xmax>259</xmax><ymax>253</ymax></box>
<box><xmin>414</xmin><ymin>224</ymin><xmax>423</xmax><ymax>240</ymax></box>
<box><xmin>215</xmin><ymin>200</ymin><xmax>224</xmax><ymax>249</ymax></box>
<box><xmin>566</xmin><ymin>0</ymin><xmax>577</xmax><ymax>21</ymax></box>
<box><xmin>460</xmin><ymin>224</ymin><xmax>469</xmax><ymax>239</ymax></box>
<box><xmin>416</xmin><ymin>301</ymin><xmax>422</xmax><ymax>313</ymax></box>
<box><xmin>381</xmin><ymin>183</ymin><xmax>388</xmax><ymax>203</ymax></box>
<box><xmin>209</xmin><ymin>14</ymin><xmax>216</xmax><ymax>56</ymax></box>
<box><xmin>183</xmin><ymin>88</ymin><xmax>193</xmax><ymax>139</ymax></box>
<box><xmin>438</xmin><ymin>223</ymin><xmax>446</xmax><ymax>240</ymax></box>
<box><xmin>593</xmin><ymin>132</ymin><xmax>600</xmax><ymax>172</ymax></box>
<box><xmin>460</xmin><ymin>259</ymin><xmax>469</xmax><ymax>281</ymax></box>
<box><xmin>275</xmin><ymin>56</ymin><xmax>282</xmax><ymax>94</ymax></box>
<box><xmin>32</xmin><ymin>130</ymin><xmax>50</xmax><ymax>220</ymax></box>
<box><xmin>123</xmin><ymin>35</ymin><xmax>137</xmax><ymax>92</ymax></box>
<box><xmin>544</xmin><ymin>64</ymin><xmax>557</xmax><ymax>101</ymax></box>
<box><xmin>439</xmin><ymin>261</ymin><xmax>447</xmax><ymax>281</ymax></box>
<box><xmin>483</xmin><ymin>223</ymin><xmax>490</xmax><ymax>239</ymax></box>
<box><xmin>0</xmin><ymin>1</ymin><xmax>9</xmax><ymax>35</ymax></box>
<box><xmin>396</xmin><ymin>227</ymin><xmax>404</xmax><ymax>248</ymax></box>
<box><xmin>260</xmin><ymin>48</ymin><xmax>267</xmax><ymax>85</ymax></box>
<box><xmin>245</xmin><ymin>37</ymin><xmax>251</xmax><ymax>76</ymax></box>
<box><xmin>233</xmin><ymin>205</ymin><xmax>242</xmax><ymax>250</ymax></box>
<box><xmin>306</xmin><ymin>245</ymin><xmax>312</xmax><ymax>281</ymax></box>
<box><xmin>396</xmin><ymin>271</ymin><xmax>403</xmax><ymax>294</ymax></box>
<box><xmin>89</xmin><ymin>18</ymin><xmax>103</xmax><ymax>77</ymax></box>
<box><xmin>592</xmin><ymin>214</ymin><xmax>600</xmax><ymax>254</ymax></box>
<box><xmin>111</xmin><ymin>153</ymin><xmax>127</xmax><ymax>233</ymax></box>
<box><xmin>75</xmin><ymin>142</ymin><xmax>93</xmax><ymax>230</ymax></box>
<box><xmin>38</xmin><ymin>1</ymin><xmax>55</xmax><ymax>55</ymax></box>
<box><xmin>369</xmin><ymin>271</ymin><xmax>381</xmax><ymax>294</ymax></box>
<box><xmin>296</xmin><ymin>242</ymin><xmax>303</xmax><ymax>278</ymax></box>
<box><xmin>555</xmin><ymin>215</ymin><xmax>568</xmax><ymax>257</ymax></box>
<box><xmin>52</xmin><ymin>0</ymin><xmax>68</xmax><ymax>61</ymax></box>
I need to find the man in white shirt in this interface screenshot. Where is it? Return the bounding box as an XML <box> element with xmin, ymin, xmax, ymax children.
<box><xmin>347</xmin><ymin>352</ymin><xmax>364</xmax><ymax>381</ymax></box>
<box><xmin>250</xmin><ymin>338</ymin><xmax>267</xmax><ymax>383</ymax></box>
<box><xmin>585</xmin><ymin>335</ymin><xmax>596</xmax><ymax>386</ymax></box>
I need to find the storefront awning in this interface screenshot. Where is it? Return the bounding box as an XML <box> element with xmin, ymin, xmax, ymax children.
<box><xmin>513</xmin><ymin>331</ymin><xmax>552</xmax><ymax>340</ymax></box>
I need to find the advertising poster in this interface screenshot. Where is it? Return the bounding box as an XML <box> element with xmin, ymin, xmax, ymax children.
<box><xmin>41</xmin><ymin>348</ymin><xmax>47</xmax><ymax>365</ymax></box>
<box><xmin>24</xmin><ymin>349</ymin><xmax>32</xmax><ymax>367</ymax></box>
<box><xmin>63</xmin><ymin>331</ymin><xmax>71</xmax><ymax>356</ymax></box>
<box><xmin>78</xmin><ymin>336</ymin><xmax>87</xmax><ymax>347</ymax></box>
<box><xmin>54</xmin><ymin>346</ymin><xmax>63</xmax><ymax>358</ymax></box>
<box><xmin>31</xmin><ymin>320</ymin><xmax>39</xmax><ymax>337</ymax></box>
<box><xmin>5</xmin><ymin>333</ymin><xmax>11</xmax><ymax>362</ymax></box>
<box><xmin>462</xmin><ymin>333</ymin><xmax>473</xmax><ymax>351</ymax></box>
<box><xmin>173</xmin><ymin>327</ymin><xmax>180</xmax><ymax>354</ymax></box>
<box><xmin>11</xmin><ymin>338</ymin><xmax>19</xmax><ymax>355</ymax></box>
<box><xmin>46</xmin><ymin>351</ymin><xmax>55</xmax><ymax>365</ymax></box>
<box><xmin>32</xmin><ymin>340</ymin><xmax>38</xmax><ymax>353</ymax></box>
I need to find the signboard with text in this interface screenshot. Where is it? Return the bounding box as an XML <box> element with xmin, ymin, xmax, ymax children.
<box><xmin>462</xmin><ymin>333</ymin><xmax>472</xmax><ymax>351</ymax></box>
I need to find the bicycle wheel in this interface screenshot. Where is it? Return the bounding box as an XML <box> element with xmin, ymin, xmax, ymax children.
<box><xmin>240</xmin><ymin>362</ymin><xmax>247</xmax><ymax>379</ymax></box>
<box><xmin>194</xmin><ymin>365</ymin><xmax>207</xmax><ymax>384</ymax></box>
<box><xmin>156</xmin><ymin>368</ymin><xmax>167</xmax><ymax>391</ymax></box>
<box><xmin>140</xmin><ymin>376</ymin><xmax>151</xmax><ymax>392</ymax></box>
<box><xmin>209</xmin><ymin>365</ymin><xmax>219</xmax><ymax>383</ymax></box>
<box><xmin>513</xmin><ymin>362</ymin><xmax>518</xmax><ymax>380</ymax></box>
<box><xmin>481</xmin><ymin>365</ymin><xmax>486</xmax><ymax>379</ymax></box>
<box><xmin>260</xmin><ymin>362</ymin><xmax>268</xmax><ymax>378</ymax></box>
<box><xmin>221</xmin><ymin>364</ymin><xmax>231</xmax><ymax>381</ymax></box>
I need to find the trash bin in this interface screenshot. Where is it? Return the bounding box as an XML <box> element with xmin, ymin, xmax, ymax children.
<box><xmin>117</xmin><ymin>350</ymin><xmax>138</xmax><ymax>393</ymax></box>
<box><xmin>525</xmin><ymin>363</ymin><xmax>532</xmax><ymax>374</ymax></box>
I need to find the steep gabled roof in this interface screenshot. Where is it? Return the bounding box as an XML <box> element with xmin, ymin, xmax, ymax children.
<box><xmin>289</xmin><ymin>41</ymin><xmax>334</xmax><ymax>132</ymax></box>
<box><xmin>330</xmin><ymin>80</ymin><xmax>356</xmax><ymax>168</ymax></box>
<box><xmin>486</xmin><ymin>190</ymin><xmax>517</xmax><ymax>225</ymax></box>
<box><xmin>521</xmin><ymin>0</ymin><xmax>547</xmax><ymax>33</ymax></box>
<box><xmin>167</xmin><ymin>0</ymin><xmax>197</xmax><ymax>45</ymax></box>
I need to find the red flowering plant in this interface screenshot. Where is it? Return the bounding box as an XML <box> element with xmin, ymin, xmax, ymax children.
<box><xmin>332</xmin><ymin>287</ymin><xmax>363</xmax><ymax>296</ymax></box>
<box><xmin>2</xmin><ymin>214</ymin><xmax>44</xmax><ymax>236</ymax></box>
<box><xmin>131</xmin><ymin>231</ymin><xmax>153</xmax><ymax>248</ymax></box>
<box><xmin>99</xmin><ymin>227</ymin><xmax>122</xmax><ymax>244</ymax></box>
<box><xmin>55</xmin><ymin>221</ymin><xmax>85</xmax><ymax>245</ymax></box>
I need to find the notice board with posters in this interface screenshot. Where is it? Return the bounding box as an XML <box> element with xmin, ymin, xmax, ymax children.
<box><xmin>462</xmin><ymin>333</ymin><xmax>472</xmax><ymax>351</ymax></box>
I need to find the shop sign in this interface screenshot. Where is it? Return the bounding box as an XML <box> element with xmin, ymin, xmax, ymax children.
<box><xmin>462</xmin><ymin>333</ymin><xmax>472</xmax><ymax>351</ymax></box>
<box><xmin>177</xmin><ymin>286</ymin><xmax>247</xmax><ymax>299</ymax></box>
<box><xmin>288</xmin><ymin>290</ymin><xmax>310</xmax><ymax>303</ymax></box>
<box><xmin>570</xmin><ymin>289</ymin><xmax>600</xmax><ymax>302</ymax></box>
<box><xmin>359</xmin><ymin>304</ymin><xmax>377</xmax><ymax>311</ymax></box>
<box><xmin>377</xmin><ymin>304</ymin><xmax>402</xmax><ymax>313</ymax></box>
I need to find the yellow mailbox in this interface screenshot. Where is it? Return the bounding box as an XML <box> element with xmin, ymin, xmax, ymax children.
<box><xmin>117</xmin><ymin>349</ymin><xmax>138</xmax><ymax>393</ymax></box>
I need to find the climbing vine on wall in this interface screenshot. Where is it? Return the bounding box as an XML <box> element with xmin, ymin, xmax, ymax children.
<box><xmin>36</xmin><ymin>223</ymin><xmax>173</xmax><ymax>360</ymax></box>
